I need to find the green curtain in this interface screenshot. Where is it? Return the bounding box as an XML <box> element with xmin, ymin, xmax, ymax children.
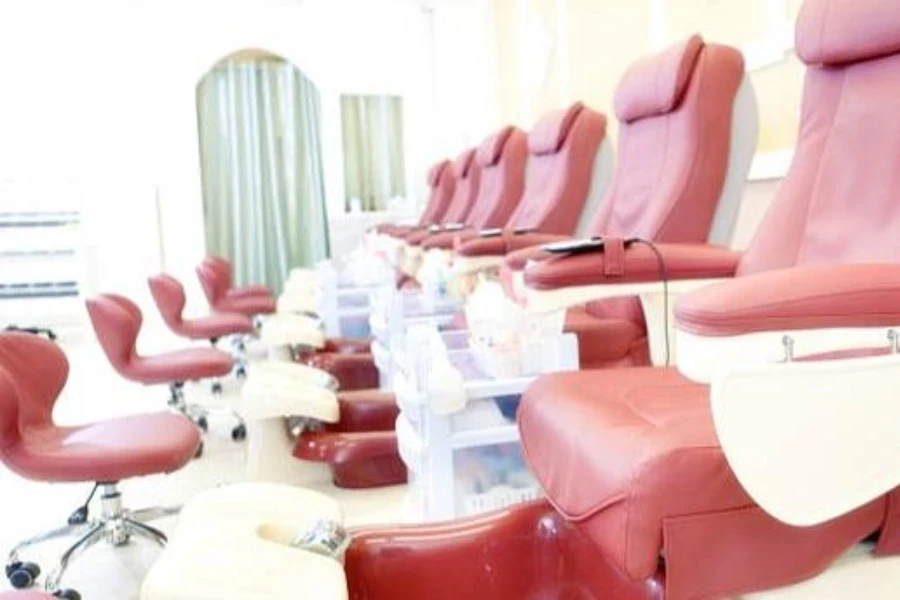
<box><xmin>197</xmin><ymin>58</ymin><xmax>330</xmax><ymax>294</ymax></box>
<box><xmin>340</xmin><ymin>95</ymin><xmax>406</xmax><ymax>212</ymax></box>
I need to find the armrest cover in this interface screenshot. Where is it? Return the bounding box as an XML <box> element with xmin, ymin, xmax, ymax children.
<box><xmin>503</xmin><ymin>234</ymin><xmax>570</xmax><ymax>270</ymax></box>
<box><xmin>676</xmin><ymin>263</ymin><xmax>900</xmax><ymax>337</ymax></box>
<box><xmin>524</xmin><ymin>242</ymin><xmax>740</xmax><ymax>290</ymax></box>
<box><xmin>457</xmin><ymin>231</ymin><xmax>565</xmax><ymax>258</ymax></box>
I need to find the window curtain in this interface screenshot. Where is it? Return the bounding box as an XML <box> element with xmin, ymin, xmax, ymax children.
<box><xmin>197</xmin><ymin>57</ymin><xmax>330</xmax><ymax>293</ymax></box>
<box><xmin>340</xmin><ymin>95</ymin><xmax>406</xmax><ymax>212</ymax></box>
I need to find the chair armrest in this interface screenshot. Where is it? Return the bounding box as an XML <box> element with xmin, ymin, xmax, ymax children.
<box><xmin>677</xmin><ymin>263</ymin><xmax>900</xmax><ymax>336</ymax></box>
<box><xmin>453</xmin><ymin>231</ymin><xmax>559</xmax><ymax>276</ymax></box>
<box><xmin>503</xmin><ymin>234</ymin><xmax>570</xmax><ymax>271</ymax></box>
<box><xmin>421</xmin><ymin>228</ymin><xmax>477</xmax><ymax>250</ymax></box>
<box><xmin>675</xmin><ymin>264</ymin><xmax>900</xmax><ymax>382</ymax></box>
<box><xmin>523</xmin><ymin>242</ymin><xmax>740</xmax><ymax>313</ymax></box>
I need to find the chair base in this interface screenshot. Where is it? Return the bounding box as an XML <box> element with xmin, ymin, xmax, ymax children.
<box><xmin>168</xmin><ymin>383</ymin><xmax>247</xmax><ymax>445</ymax></box>
<box><xmin>6</xmin><ymin>483</ymin><xmax>179</xmax><ymax>594</ymax></box>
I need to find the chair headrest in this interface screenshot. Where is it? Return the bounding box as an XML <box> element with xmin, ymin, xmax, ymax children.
<box><xmin>476</xmin><ymin>126</ymin><xmax>515</xmax><ymax>167</ymax></box>
<box><xmin>453</xmin><ymin>148</ymin><xmax>477</xmax><ymax>178</ymax></box>
<box><xmin>427</xmin><ymin>160</ymin><xmax>450</xmax><ymax>186</ymax></box>
<box><xmin>796</xmin><ymin>0</ymin><xmax>900</xmax><ymax>66</ymax></box>
<box><xmin>614</xmin><ymin>35</ymin><xmax>704</xmax><ymax>124</ymax></box>
<box><xmin>528</xmin><ymin>102</ymin><xmax>597</xmax><ymax>156</ymax></box>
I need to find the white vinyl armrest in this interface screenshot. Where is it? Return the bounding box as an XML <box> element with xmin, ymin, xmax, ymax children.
<box><xmin>677</xmin><ymin>324</ymin><xmax>900</xmax><ymax>383</ymax></box>
<box><xmin>526</xmin><ymin>277</ymin><xmax>727</xmax><ymax>365</ymax></box>
<box><xmin>712</xmin><ymin>352</ymin><xmax>900</xmax><ymax>527</ymax></box>
<box><xmin>452</xmin><ymin>254</ymin><xmax>505</xmax><ymax>277</ymax></box>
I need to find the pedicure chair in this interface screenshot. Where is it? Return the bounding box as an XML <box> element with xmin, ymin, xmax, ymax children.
<box><xmin>142</xmin><ymin>3</ymin><xmax>900</xmax><ymax>594</ymax></box>
<box><xmin>278</xmin><ymin>35</ymin><xmax>755</xmax><ymax>493</ymax></box>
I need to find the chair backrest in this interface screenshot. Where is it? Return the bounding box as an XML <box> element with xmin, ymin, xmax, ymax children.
<box><xmin>588</xmin><ymin>35</ymin><xmax>752</xmax><ymax>245</ymax></box>
<box><xmin>85</xmin><ymin>294</ymin><xmax>143</xmax><ymax>375</ymax></box>
<box><xmin>204</xmin><ymin>256</ymin><xmax>233</xmax><ymax>288</ymax></box>
<box><xmin>507</xmin><ymin>102</ymin><xmax>609</xmax><ymax>235</ymax></box>
<box><xmin>418</xmin><ymin>159</ymin><xmax>456</xmax><ymax>226</ymax></box>
<box><xmin>196</xmin><ymin>261</ymin><xmax>227</xmax><ymax>306</ymax></box>
<box><xmin>0</xmin><ymin>333</ymin><xmax>68</xmax><ymax>448</ymax></box>
<box><xmin>738</xmin><ymin>0</ymin><xmax>900</xmax><ymax>275</ymax></box>
<box><xmin>438</xmin><ymin>148</ymin><xmax>481</xmax><ymax>225</ymax></box>
<box><xmin>148</xmin><ymin>274</ymin><xmax>187</xmax><ymax>330</ymax></box>
<box><xmin>465</xmin><ymin>125</ymin><xmax>528</xmax><ymax>229</ymax></box>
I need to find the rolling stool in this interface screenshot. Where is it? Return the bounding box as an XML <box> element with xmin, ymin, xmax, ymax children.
<box><xmin>85</xmin><ymin>294</ymin><xmax>241</xmax><ymax>453</ymax></box>
<box><xmin>0</xmin><ymin>333</ymin><xmax>200</xmax><ymax>597</ymax></box>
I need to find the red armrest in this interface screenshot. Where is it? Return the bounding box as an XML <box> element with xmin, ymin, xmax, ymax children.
<box><xmin>503</xmin><ymin>234</ymin><xmax>571</xmax><ymax>270</ymax></box>
<box><xmin>524</xmin><ymin>242</ymin><xmax>740</xmax><ymax>290</ymax></box>
<box><xmin>676</xmin><ymin>263</ymin><xmax>900</xmax><ymax>337</ymax></box>
<box><xmin>456</xmin><ymin>231</ymin><xmax>562</xmax><ymax>258</ymax></box>
<box><xmin>421</xmin><ymin>228</ymin><xmax>478</xmax><ymax>250</ymax></box>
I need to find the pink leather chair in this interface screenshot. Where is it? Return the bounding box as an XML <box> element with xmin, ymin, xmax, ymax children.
<box><xmin>0</xmin><ymin>333</ymin><xmax>199</xmax><ymax>597</ymax></box>
<box><xmin>406</xmin><ymin>127</ymin><xmax>527</xmax><ymax>251</ymax></box>
<box><xmin>203</xmin><ymin>255</ymin><xmax>273</xmax><ymax>299</ymax></box>
<box><xmin>196</xmin><ymin>258</ymin><xmax>277</xmax><ymax>319</ymax></box>
<box><xmin>148</xmin><ymin>273</ymin><xmax>253</xmax><ymax>370</ymax></box>
<box><xmin>85</xmin><ymin>294</ymin><xmax>237</xmax><ymax>448</ymax></box>
<box><xmin>469</xmin><ymin>36</ymin><xmax>751</xmax><ymax>369</ymax></box>
<box><xmin>508</xmin><ymin>1</ymin><xmax>900</xmax><ymax>597</ymax></box>
<box><xmin>375</xmin><ymin>158</ymin><xmax>456</xmax><ymax>238</ymax></box>
<box><xmin>407</xmin><ymin>148</ymin><xmax>482</xmax><ymax>239</ymax></box>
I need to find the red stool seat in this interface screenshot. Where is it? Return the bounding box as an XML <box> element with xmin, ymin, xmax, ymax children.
<box><xmin>6</xmin><ymin>412</ymin><xmax>200</xmax><ymax>483</ymax></box>
<box><xmin>212</xmin><ymin>293</ymin><xmax>277</xmax><ymax>317</ymax></box>
<box><xmin>128</xmin><ymin>349</ymin><xmax>234</xmax><ymax>385</ymax></box>
<box><xmin>85</xmin><ymin>294</ymin><xmax>234</xmax><ymax>385</ymax></box>
<box><xmin>0</xmin><ymin>593</ymin><xmax>57</xmax><ymax>599</ymax></box>
<box><xmin>171</xmin><ymin>313</ymin><xmax>254</xmax><ymax>340</ymax></box>
<box><xmin>149</xmin><ymin>274</ymin><xmax>254</xmax><ymax>341</ymax></box>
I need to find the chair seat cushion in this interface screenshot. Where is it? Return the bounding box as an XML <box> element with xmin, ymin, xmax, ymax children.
<box><xmin>518</xmin><ymin>367</ymin><xmax>753</xmax><ymax>579</ymax></box>
<box><xmin>179</xmin><ymin>313</ymin><xmax>255</xmax><ymax>340</ymax></box>
<box><xmin>214</xmin><ymin>294</ymin><xmax>276</xmax><ymax>316</ymax></box>
<box><xmin>127</xmin><ymin>348</ymin><xmax>234</xmax><ymax>384</ymax></box>
<box><xmin>6</xmin><ymin>412</ymin><xmax>200</xmax><ymax>482</ymax></box>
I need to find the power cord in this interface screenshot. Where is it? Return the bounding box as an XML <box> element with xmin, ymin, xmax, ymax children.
<box><xmin>67</xmin><ymin>483</ymin><xmax>99</xmax><ymax>525</ymax></box>
<box><xmin>625</xmin><ymin>238</ymin><xmax>670</xmax><ymax>366</ymax></box>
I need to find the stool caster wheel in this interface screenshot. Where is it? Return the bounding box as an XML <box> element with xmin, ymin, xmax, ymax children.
<box><xmin>194</xmin><ymin>442</ymin><xmax>204</xmax><ymax>459</ymax></box>
<box><xmin>195</xmin><ymin>416</ymin><xmax>209</xmax><ymax>432</ymax></box>
<box><xmin>235</xmin><ymin>365</ymin><xmax>247</xmax><ymax>379</ymax></box>
<box><xmin>231</xmin><ymin>424</ymin><xmax>247</xmax><ymax>442</ymax></box>
<box><xmin>6</xmin><ymin>561</ymin><xmax>40</xmax><ymax>588</ymax></box>
<box><xmin>54</xmin><ymin>589</ymin><xmax>82</xmax><ymax>600</ymax></box>
<box><xmin>211</xmin><ymin>381</ymin><xmax>223</xmax><ymax>395</ymax></box>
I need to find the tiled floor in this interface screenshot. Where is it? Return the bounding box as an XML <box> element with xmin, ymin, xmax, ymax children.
<box><xmin>0</xmin><ymin>339</ymin><xmax>406</xmax><ymax>598</ymax></box>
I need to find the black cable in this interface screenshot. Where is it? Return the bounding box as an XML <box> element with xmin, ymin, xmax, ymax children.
<box><xmin>626</xmin><ymin>238</ymin><xmax>670</xmax><ymax>366</ymax></box>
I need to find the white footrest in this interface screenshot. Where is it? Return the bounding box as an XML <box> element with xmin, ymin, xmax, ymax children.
<box><xmin>141</xmin><ymin>483</ymin><xmax>347</xmax><ymax>600</ymax></box>
<box><xmin>260</xmin><ymin>313</ymin><xmax>325</xmax><ymax>348</ymax></box>
<box><xmin>240</xmin><ymin>361</ymin><xmax>339</xmax><ymax>422</ymax></box>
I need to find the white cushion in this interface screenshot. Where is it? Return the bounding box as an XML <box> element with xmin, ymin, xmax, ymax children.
<box><xmin>141</xmin><ymin>483</ymin><xmax>347</xmax><ymax>600</ymax></box>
